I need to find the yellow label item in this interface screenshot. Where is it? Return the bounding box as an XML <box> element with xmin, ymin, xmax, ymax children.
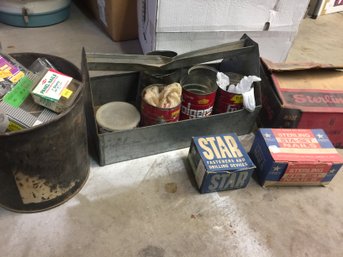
<box><xmin>9</xmin><ymin>71</ymin><xmax>25</xmax><ymax>83</ymax></box>
<box><xmin>7</xmin><ymin>121</ymin><xmax>23</xmax><ymax>132</ymax></box>
<box><xmin>0</xmin><ymin>69</ymin><xmax>12</xmax><ymax>78</ymax></box>
<box><xmin>61</xmin><ymin>88</ymin><xmax>73</xmax><ymax>99</ymax></box>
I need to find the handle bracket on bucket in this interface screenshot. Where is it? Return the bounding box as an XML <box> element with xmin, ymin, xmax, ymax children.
<box><xmin>22</xmin><ymin>8</ymin><xmax>29</xmax><ymax>25</ymax></box>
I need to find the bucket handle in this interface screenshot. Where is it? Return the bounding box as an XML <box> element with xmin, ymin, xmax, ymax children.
<box><xmin>22</xmin><ymin>8</ymin><xmax>29</xmax><ymax>25</ymax></box>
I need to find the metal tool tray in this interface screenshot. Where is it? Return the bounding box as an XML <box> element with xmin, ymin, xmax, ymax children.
<box><xmin>82</xmin><ymin>35</ymin><xmax>262</xmax><ymax>166</ymax></box>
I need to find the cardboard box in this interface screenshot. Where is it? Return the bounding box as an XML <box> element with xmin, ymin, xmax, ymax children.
<box><xmin>250</xmin><ymin>128</ymin><xmax>343</xmax><ymax>187</ymax></box>
<box><xmin>86</xmin><ymin>0</ymin><xmax>138</xmax><ymax>41</ymax></box>
<box><xmin>259</xmin><ymin>59</ymin><xmax>343</xmax><ymax>148</ymax></box>
<box><xmin>188</xmin><ymin>133</ymin><xmax>256</xmax><ymax>193</ymax></box>
<box><xmin>308</xmin><ymin>0</ymin><xmax>343</xmax><ymax>18</ymax></box>
<box><xmin>137</xmin><ymin>0</ymin><xmax>310</xmax><ymax>62</ymax></box>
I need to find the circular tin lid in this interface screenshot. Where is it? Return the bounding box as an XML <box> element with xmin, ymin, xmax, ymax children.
<box><xmin>96</xmin><ymin>102</ymin><xmax>140</xmax><ymax>132</ymax></box>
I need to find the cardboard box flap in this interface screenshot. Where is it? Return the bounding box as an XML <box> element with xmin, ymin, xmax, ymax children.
<box><xmin>262</xmin><ymin>58</ymin><xmax>343</xmax><ymax>72</ymax></box>
<box><xmin>271</xmin><ymin>69</ymin><xmax>343</xmax><ymax>94</ymax></box>
<box><xmin>262</xmin><ymin>59</ymin><xmax>343</xmax><ymax>112</ymax></box>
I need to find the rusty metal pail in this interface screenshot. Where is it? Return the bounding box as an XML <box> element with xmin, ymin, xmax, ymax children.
<box><xmin>0</xmin><ymin>53</ymin><xmax>90</xmax><ymax>213</ymax></box>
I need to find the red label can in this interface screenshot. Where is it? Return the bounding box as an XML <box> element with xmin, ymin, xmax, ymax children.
<box><xmin>214</xmin><ymin>90</ymin><xmax>243</xmax><ymax>113</ymax></box>
<box><xmin>214</xmin><ymin>72</ymin><xmax>244</xmax><ymax>114</ymax></box>
<box><xmin>180</xmin><ymin>84</ymin><xmax>217</xmax><ymax>119</ymax></box>
<box><xmin>141</xmin><ymin>85</ymin><xmax>181</xmax><ymax>126</ymax></box>
<box><xmin>180</xmin><ymin>66</ymin><xmax>218</xmax><ymax>120</ymax></box>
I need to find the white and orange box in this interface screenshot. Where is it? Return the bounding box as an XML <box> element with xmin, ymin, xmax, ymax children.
<box><xmin>250</xmin><ymin>128</ymin><xmax>343</xmax><ymax>187</ymax></box>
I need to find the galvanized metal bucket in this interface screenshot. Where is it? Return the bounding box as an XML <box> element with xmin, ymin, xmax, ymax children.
<box><xmin>0</xmin><ymin>53</ymin><xmax>89</xmax><ymax>213</ymax></box>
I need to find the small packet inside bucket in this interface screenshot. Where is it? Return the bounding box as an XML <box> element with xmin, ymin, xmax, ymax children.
<box><xmin>216</xmin><ymin>72</ymin><xmax>261</xmax><ymax>112</ymax></box>
<box><xmin>31</xmin><ymin>69</ymin><xmax>82</xmax><ymax>113</ymax></box>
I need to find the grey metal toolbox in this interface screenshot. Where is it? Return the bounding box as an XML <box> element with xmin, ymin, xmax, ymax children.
<box><xmin>82</xmin><ymin>34</ymin><xmax>262</xmax><ymax>166</ymax></box>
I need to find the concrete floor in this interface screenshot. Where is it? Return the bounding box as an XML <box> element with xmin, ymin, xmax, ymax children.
<box><xmin>1</xmin><ymin>4</ymin><xmax>343</xmax><ymax>257</ymax></box>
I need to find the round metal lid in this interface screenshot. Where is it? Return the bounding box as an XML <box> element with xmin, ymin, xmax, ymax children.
<box><xmin>96</xmin><ymin>102</ymin><xmax>140</xmax><ymax>132</ymax></box>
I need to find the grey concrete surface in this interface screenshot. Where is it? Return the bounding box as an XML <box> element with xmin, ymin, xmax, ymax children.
<box><xmin>0</xmin><ymin>4</ymin><xmax>343</xmax><ymax>257</ymax></box>
<box><xmin>287</xmin><ymin>12</ymin><xmax>343</xmax><ymax>64</ymax></box>
<box><xmin>0</xmin><ymin>4</ymin><xmax>142</xmax><ymax>67</ymax></box>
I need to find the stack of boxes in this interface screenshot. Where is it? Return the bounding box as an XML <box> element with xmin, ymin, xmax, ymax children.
<box><xmin>137</xmin><ymin>0</ymin><xmax>310</xmax><ymax>62</ymax></box>
<box><xmin>188</xmin><ymin>129</ymin><xmax>343</xmax><ymax>193</ymax></box>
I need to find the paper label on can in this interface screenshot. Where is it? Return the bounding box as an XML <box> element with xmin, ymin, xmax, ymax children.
<box><xmin>141</xmin><ymin>99</ymin><xmax>180</xmax><ymax>126</ymax></box>
<box><xmin>180</xmin><ymin>88</ymin><xmax>216</xmax><ymax>119</ymax></box>
<box><xmin>181</xmin><ymin>102</ymin><xmax>213</xmax><ymax>119</ymax></box>
<box><xmin>214</xmin><ymin>89</ymin><xmax>243</xmax><ymax>114</ymax></box>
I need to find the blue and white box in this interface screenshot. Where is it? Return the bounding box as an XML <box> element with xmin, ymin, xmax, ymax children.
<box><xmin>188</xmin><ymin>133</ymin><xmax>256</xmax><ymax>193</ymax></box>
